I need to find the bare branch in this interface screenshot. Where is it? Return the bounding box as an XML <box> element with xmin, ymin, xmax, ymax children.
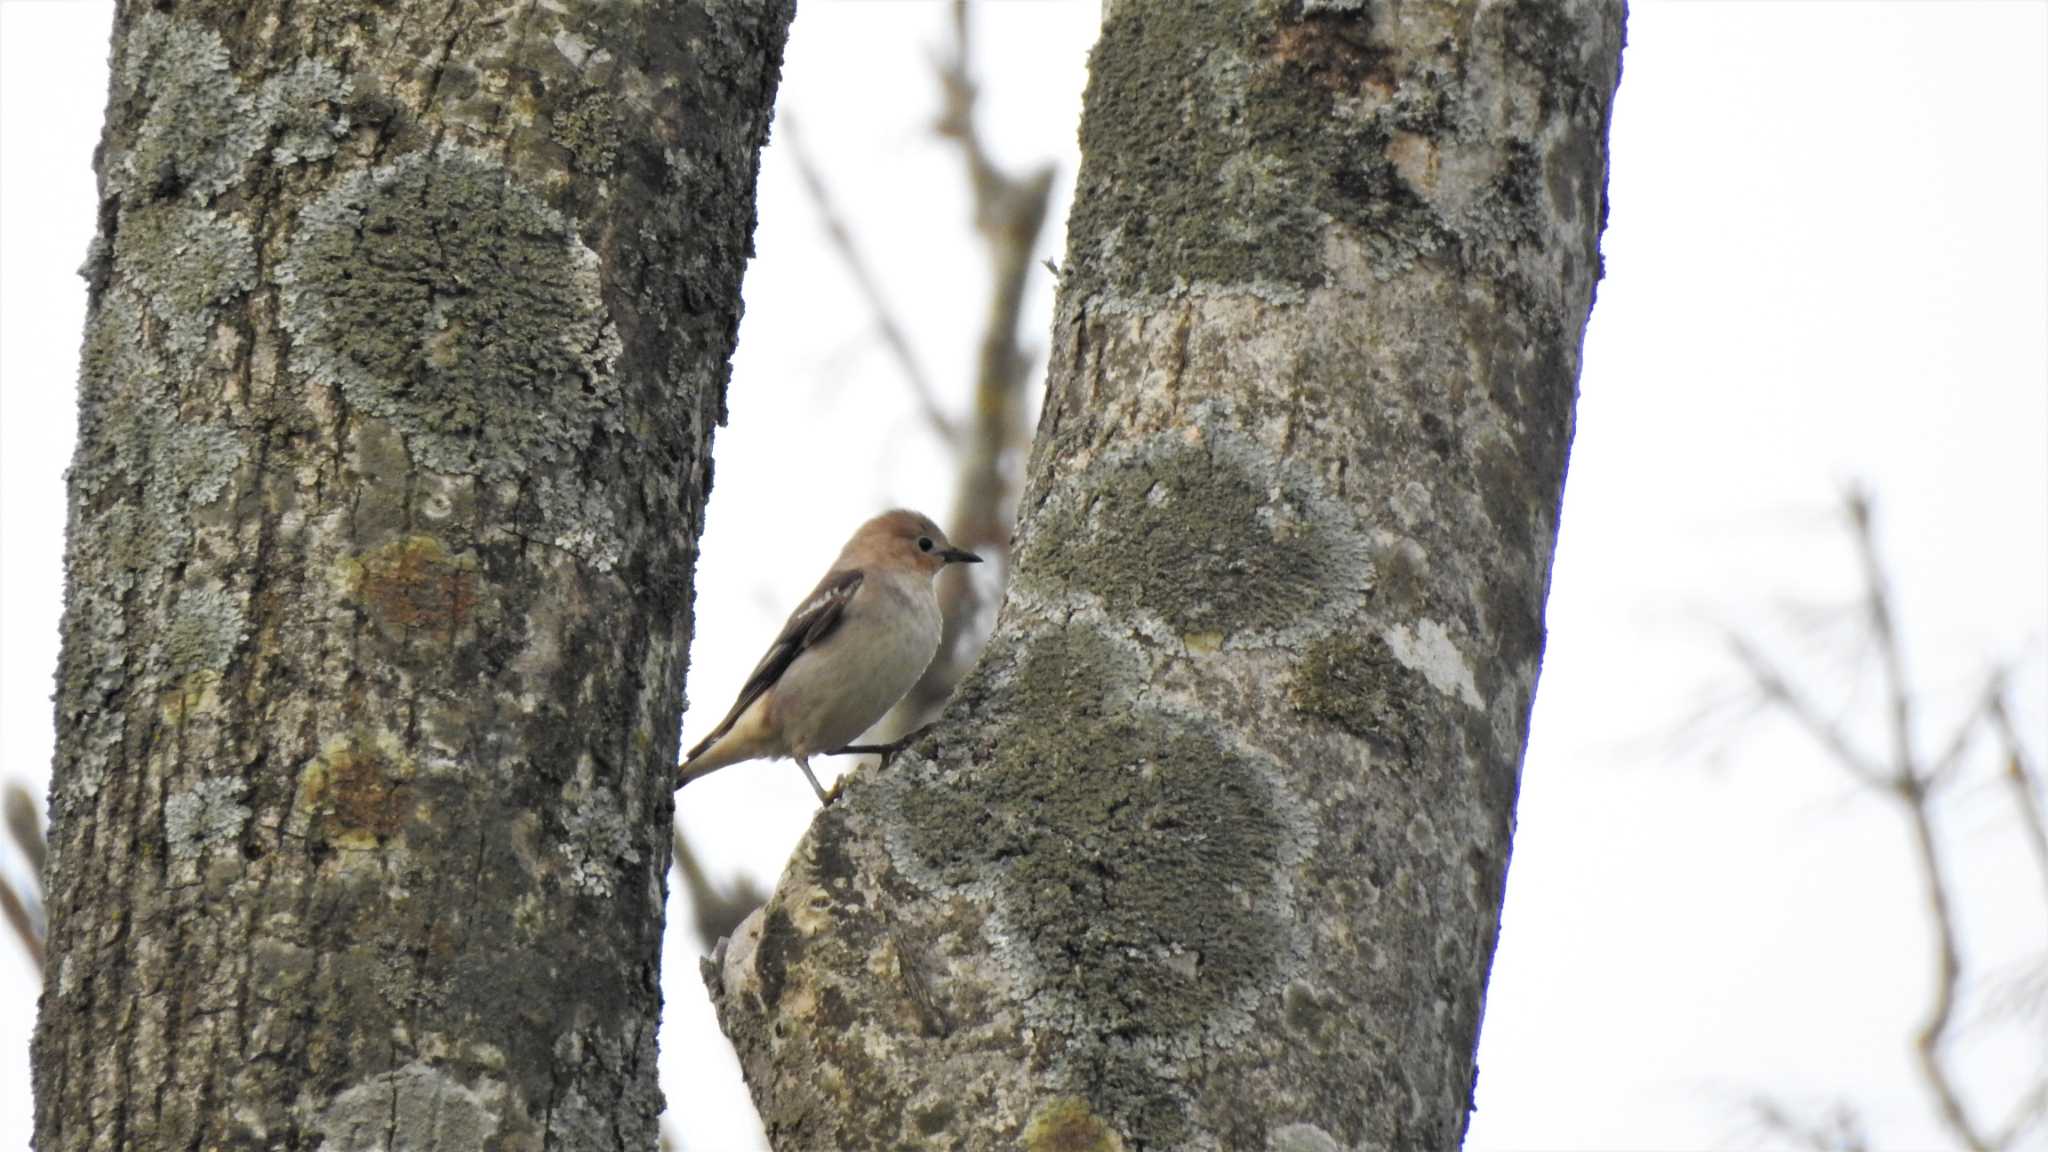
<box><xmin>1901</xmin><ymin>779</ymin><xmax>1990</xmax><ymax>1152</ymax></box>
<box><xmin>0</xmin><ymin>872</ymin><xmax>42</xmax><ymax>970</ymax></box>
<box><xmin>1733</xmin><ymin>492</ymin><xmax>2024</xmax><ymax>1152</ymax></box>
<box><xmin>1988</xmin><ymin>685</ymin><xmax>2048</xmax><ymax>914</ymax></box>
<box><xmin>1</xmin><ymin>781</ymin><xmax>45</xmax><ymax>968</ymax></box>
<box><xmin>1842</xmin><ymin>495</ymin><xmax>1993</xmax><ymax>1152</ymax></box>
<box><xmin>1927</xmin><ymin>692</ymin><xmax>1989</xmax><ymax>790</ymax></box>
<box><xmin>1725</xmin><ymin>630</ymin><xmax>1888</xmax><ymax>788</ymax></box>
<box><xmin>673</xmin><ymin>823</ymin><xmax>766</xmax><ymax>952</ymax></box>
<box><xmin>1847</xmin><ymin>490</ymin><xmax>1919</xmax><ymax>786</ymax></box>
<box><xmin>780</xmin><ymin>114</ymin><xmax>961</xmax><ymax>446</ymax></box>
<box><xmin>1746</xmin><ymin>1095</ymin><xmax>1870</xmax><ymax>1152</ymax></box>
<box><xmin>1993</xmin><ymin>1076</ymin><xmax>2048</xmax><ymax>1152</ymax></box>
<box><xmin>5</xmin><ymin>780</ymin><xmax>45</xmax><ymax>879</ymax></box>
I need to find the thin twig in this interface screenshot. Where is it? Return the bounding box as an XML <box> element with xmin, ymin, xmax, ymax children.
<box><xmin>1</xmin><ymin>781</ymin><xmax>45</xmax><ymax>969</ymax></box>
<box><xmin>1847</xmin><ymin>490</ymin><xmax>1918</xmax><ymax>789</ymax></box>
<box><xmin>1901</xmin><ymin>784</ymin><xmax>1989</xmax><ymax>1151</ymax></box>
<box><xmin>1747</xmin><ymin>1096</ymin><xmax>1871</xmax><ymax>1152</ymax></box>
<box><xmin>0</xmin><ymin>873</ymin><xmax>41</xmax><ymax>970</ymax></box>
<box><xmin>780</xmin><ymin>114</ymin><xmax>960</xmax><ymax>446</ymax></box>
<box><xmin>1847</xmin><ymin>494</ymin><xmax>1989</xmax><ymax>1152</ymax></box>
<box><xmin>1737</xmin><ymin>493</ymin><xmax>2016</xmax><ymax>1152</ymax></box>
<box><xmin>1988</xmin><ymin>685</ymin><xmax>2048</xmax><ymax>915</ymax></box>
<box><xmin>1725</xmin><ymin>631</ymin><xmax>1887</xmax><ymax>788</ymax></box>
<box><xmin>672</xmin><ymin>823</ymin><xmax>766</xmax><ymax>952</ymax></box>
<box><xmin>1992</xmin><ymin>1075</ymin><xmax>2048</xmax><ymax>1152</ymax></box>
<box><xmin>4</xmin><ymin>780</ymin><xmax>45</xmax><ymax>878</ymax></box>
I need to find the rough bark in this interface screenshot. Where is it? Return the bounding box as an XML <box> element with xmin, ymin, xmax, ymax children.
<box><xmin>32</xmin><ymin>1</ymin><xmax>791</xmax><ymax>1148</ymax></box>
<box><xmin>706</xmin><ymin>2</ymin><xmax>1623</xmax><ymax>1149</ymax></box>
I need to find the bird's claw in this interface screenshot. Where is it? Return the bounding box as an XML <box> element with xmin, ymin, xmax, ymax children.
<box><xmin>830</xmin><ymin>723</ymin><xmax>937</xmax><ymax>769</ymax></box>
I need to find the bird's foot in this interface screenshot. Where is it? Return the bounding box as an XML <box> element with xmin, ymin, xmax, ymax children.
<box><xmin>830</xmin><ymin>724</ymin><xmax>937</xmax><ymax>769</ymax></box>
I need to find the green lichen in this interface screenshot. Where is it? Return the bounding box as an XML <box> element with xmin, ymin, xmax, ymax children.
<box><xmin>163</xmin><ymin>776</ymin><xmax>249</xmax><ymax>860</ymax></box>
<box><xmin>159</xmin><ymin>585</ymin><xmax>248</xmax><ymax>679</ymax></box>
<box><xmin>1025</xmin><ymin>1098</ymin><xmax>1127</xmax><ymax>1152</ymax></box>
<box><xmin>72</xmin><ymin>289</ymin><xmax>247</xmax><ymax>573</ymax></box>
<box><xmin>278</xmin><ymin>148</ymin><xmax>622</xmax><ymax>482</ymax></box>
<box><xmin>1022</xmin><ymin>434</ymin><xmax>1334</xmax><ymax>636</ymax></box>
<box><xmin>559</xmin><ymin>786</ymin><xmax>638</xmax><ymax>898</ymax></box>
<box><xmin>93</xmin><ymin>382</ymin><xmax>246</xmax><ymax>528</ymax></box>
<box><xmin>1065</xmin><ymin>3</ymin><xmax>1450</xmax><ymax>297</ymax></box>
<box><xmin>551</xmin><ymin>90</ymin><xmax>621</xmax><ymax>176</ymax></box>
<box><xmin>114</xmin><ymin>204</ymin><xmax>257</xmax><ymax>367</ymax></box>
<box><xmin>315</xmin><ymin>1064</ymin><xmax>504</xmax><ymax>1150</ymax></box>
<box><xmin>73</xmin><ymin>293</ymin><xmax>148</xmax><ymax>431</ymax></box>
<box><xmin>537</xmin><ymin>475</ymin><xmax>623</xmax><ymax>573</ymax></box>
<box><xmin>258</xmin><ymin>58</ymin><xmax>352</xmax><ymax>166</ymax></box>
<box><xmin>114</xmin><ymin>16</ymin><xmax>353</xmax><ymax>200</ymax></box>
<box><xmin>116</xmin><ymin>12</ymin><xmax>264</xmax><ymax>201</ymax></box>
<box><xmin>906</xmin><ymin>625</ymin><xmax>1294</xmax><ymax>1145</ymax></box>
<box><xmin>169</xmin><ymin>422</ymin><xmax>247</xmax><ymax>507</ymax></box>
<box><xmin>1290</xmin><ymin>632</ymin><xmax>1431</xmax><ymax>756</ymax></box>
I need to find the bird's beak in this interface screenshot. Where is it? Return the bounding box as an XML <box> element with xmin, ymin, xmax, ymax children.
<box><xmin>938</xmin><ymin>548</ymin><xmax>983</xmax><ymax>565</ymax></box>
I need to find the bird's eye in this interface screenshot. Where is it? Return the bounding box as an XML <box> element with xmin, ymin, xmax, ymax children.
<box><xmin>918</xmin><ymin>537</ymin><xmax>934</xmax><ymax>553</ymax></box>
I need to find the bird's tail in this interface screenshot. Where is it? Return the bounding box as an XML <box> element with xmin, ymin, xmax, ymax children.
<box><xmin>677</xmin><ymin>741</ymin><xmax>741</xmax><ymax>788</ymax></box>
<box><xmin>676</xmin><ymin>701</ymin><xmax>773</xmax><ymax>788</ymax></box>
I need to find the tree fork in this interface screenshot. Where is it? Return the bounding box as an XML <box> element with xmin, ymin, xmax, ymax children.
<box><xmin>33</xmin><ymin>1</ymin><xmax>792</xmax><ymax>1147</ymax></box>
<box><xmin>708</xmin><ymin>2</ymin><xmax>1624</xmax><ymax>1148</ymax></box>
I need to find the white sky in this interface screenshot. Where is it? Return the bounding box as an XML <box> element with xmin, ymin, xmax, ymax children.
<box><xmin>3</xmin><ymin>3</ymin><xmax>2044</xmax><ymax>1151</ymax></box>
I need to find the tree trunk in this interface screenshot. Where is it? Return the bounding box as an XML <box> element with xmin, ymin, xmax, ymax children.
<box><xmin>32</xmin><ymin>1</ymin><xmax>791</xmax><ymax>1148</ymax></box>
<box><xmin>707</xmin><ymin>2</ymin><xmax>1622</xmax><ymax>1148</ymax></box>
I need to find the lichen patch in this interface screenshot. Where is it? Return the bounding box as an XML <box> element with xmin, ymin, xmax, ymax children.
<box><xmin>1381</xmin><ymin>618</ymin><xmax>1484</xmax><ymax>710</ymax></box>
<box><xmin>158</xmin><ymin>584</ymin><xmax>249</xmax><ymax>679</ymax></box>
<box><xmin>257</xmin><ymin>57</ymin><xmax>352</xmax><ymax>166</ymax></box>
<box><xmin>114</xmin><ymin>205</ymin><xmax>257</xmax><ymax>366</ymax></box>
<box><xmin>559</xmin><ymin>786</ymin><xmax>638</xmax><ymax>898</ymax></box>
<box><xmin>298</xmin><ymin>732</ymin><xmax>418</xmax><ymax>851</ymax></box>
<box><xmin>903</xmin><ymin>624</ymin><xmax>1305</xmax><ymax>1143</ymax></box>
<box><xmin>1025</xmin><ymin>1098</ymin><xmax>1128</xmax><ymax>1152</ymax></box>
<box><xmin>350</xmin><ymin>534</ymin><xmax>479</xmax><ymax>639</ymax></box>
<box><xmin>1289</xmin><ymin>632</ymin><xmax>1434</xmax><ymax>757</ymax></box>
<box><xmin>315</xmin><ymin>1062</ymin><xmax>505</xmax><ymax>1151</ymax></box>
<box><xmin>164</xmin><ymin>776</ymin><xmax>250</xmax><ymax>860</ymax></box>
<box><xmin>1020</xmin><ymin>428</ymin><xmax>1356</xmax><ymax>638</ymax></box>
<box><xmin>115</xmin><ymin>13</ymin><xmax>264</xmax><ymax>201</ymax></box>
<box><xmin>277</xmin><ymin>147</ymin><xmax>622</xmax><ymax>482</ymax></box>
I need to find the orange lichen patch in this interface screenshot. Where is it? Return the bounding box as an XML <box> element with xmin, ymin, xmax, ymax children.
<box><xmin>159</xmin><ymin>670</ymin><xmax>224</xmax><ymax>724</ymax></box>
<box><xmin>1025</xmin><ymin>1099</ymin><xmax>1126</xmax><ymax>1152</ymax></box>
<box><xmin>353</xmin><ymin>534</ymin><xmax>477</xmax><ymax>635</ymax></box>
<box><xmin>1267</xmin><ymin>15</ymin><xmax>1391</xmax><ymax>99</ymax></box>
<box><xmin>299</xmin><ymin>734</ymin><xmax>415</xmax><ymax>850</ymax></box>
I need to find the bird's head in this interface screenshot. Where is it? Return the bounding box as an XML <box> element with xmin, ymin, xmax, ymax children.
<box><xmin>847</xmin><ymin>509</ymin><xmax>982</xmax><ymax>579</ymax></box>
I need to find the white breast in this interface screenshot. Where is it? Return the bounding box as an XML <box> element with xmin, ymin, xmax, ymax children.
<box><xmin>776</xmin><ymin>571</ymin><xmax>942</xmax><ymax>756</ymax></box>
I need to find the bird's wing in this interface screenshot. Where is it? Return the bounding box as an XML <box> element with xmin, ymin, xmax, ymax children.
<box><xmin>684</xmin><ymin>567</ymin><xmax>864</xmax><ymax>762</ymax></box>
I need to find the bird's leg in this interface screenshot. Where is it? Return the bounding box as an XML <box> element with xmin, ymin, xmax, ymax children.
<box><xmin>794</xmin><ymin>755</ymin><xmax>830</xmax><ymax>805</ymax></box>
<box><xmin>829</xmin><ymin>723</ymin><xmax>937</xmax><ymax>768</ymax></box>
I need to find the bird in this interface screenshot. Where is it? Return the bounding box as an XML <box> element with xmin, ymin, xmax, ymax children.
<box><xmin>678</xmin><ymin>509</ymin><xmax>983</xmax><ymax>803</ymax></box>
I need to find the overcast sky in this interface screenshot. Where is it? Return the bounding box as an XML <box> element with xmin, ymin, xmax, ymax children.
<box><xmin>3</xmin><ymin>3</ymin><xmax>2044</xmax><ymax>1150</ymax></box>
